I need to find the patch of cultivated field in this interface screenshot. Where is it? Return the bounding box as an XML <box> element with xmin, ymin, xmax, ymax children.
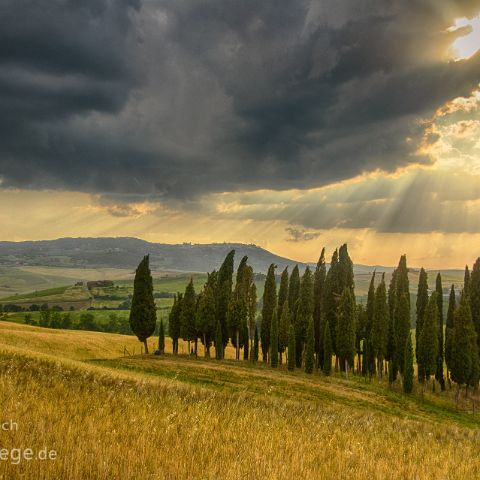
<box><xmin>0</xmin><ymin>321</ymin><xmax>478</xmax><ymax>479</ymax></box>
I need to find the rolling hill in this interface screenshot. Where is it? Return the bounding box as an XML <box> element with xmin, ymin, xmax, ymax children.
<box><xmin>0</xmin><ymin>237</ymin><xmax>309</xmax><ymax>273</ymax></box>
<box><xmin>0</xmin><ymin>321</ymin><xmax>478</xmax><ymax>479</ymax></box>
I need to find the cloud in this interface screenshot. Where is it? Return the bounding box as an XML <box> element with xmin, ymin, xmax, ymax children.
<box><xmin>0</xmin><ymin>0</ymin><xmax>479</xmax><ymax>202</ymax></box>
<box><xmin>285</xmin><ymin>227</ymin><xmax>321</xmax><ymax>243</ymax></box>
<box><xmin>204</xmin><ymin>167</ymin><xmax>480</xmax><ymax>234</ymax></box>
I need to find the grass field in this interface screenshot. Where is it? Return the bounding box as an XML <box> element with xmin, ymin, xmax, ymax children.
<box><xmin>0</xmin><ymin>321</ymin><xmax>479</xmax><ymax>479</ymax></box>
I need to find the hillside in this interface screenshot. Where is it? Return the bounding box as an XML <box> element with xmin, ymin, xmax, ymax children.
<box><xmin>0</xmin><ymin>321</ymin><xmax>478</xmax><ymax>479</ymax></box>
<box><xmin>0</xmin><ymin>237</ymin><xmax>306</xmax><ymax>273</ymax></box>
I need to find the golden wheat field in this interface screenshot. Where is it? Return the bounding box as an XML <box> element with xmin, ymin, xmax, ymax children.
<box><xmin>0</xmin><ymin>321</ymin><xmax>479</xmax><ymax>480</ymax></box>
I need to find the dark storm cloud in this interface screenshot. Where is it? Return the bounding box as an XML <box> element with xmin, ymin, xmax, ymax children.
<box><xmin>0</xmin><ymin>0</ymin><xmax>479</xmax><ymax>200</ymax></box>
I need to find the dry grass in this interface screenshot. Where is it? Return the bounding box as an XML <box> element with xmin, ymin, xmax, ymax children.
<box><xmin>0</xmin><ymin>321</ymin><xmax>479</xmax><ymax>479</ymax></box>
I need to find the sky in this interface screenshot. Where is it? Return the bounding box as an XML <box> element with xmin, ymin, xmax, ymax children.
<box><xmin>1</xmin><ymin>0</ymin><xmax>480</xmax><ymax>268</ymax></box>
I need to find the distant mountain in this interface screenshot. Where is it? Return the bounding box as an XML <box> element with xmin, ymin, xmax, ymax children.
<box><xmin>0</xmin><ymin>237</ymin><xmax>311</xmax><ymax>273</ymax></box>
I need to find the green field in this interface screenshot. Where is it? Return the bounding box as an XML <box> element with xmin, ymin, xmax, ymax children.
<box><xmin>0</xmin><ymin>321</ymin><xmax>478</xmax><ymax>479</ymax></box>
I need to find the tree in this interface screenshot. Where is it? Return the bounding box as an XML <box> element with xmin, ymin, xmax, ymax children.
<box><xmin>323</xmin><ymin>250</ymin><xmax>340</xmax><ymax>362</ymax></box>
<box><xmin>169</xmin><ymin>293</ymin><xmax>182</xmax><ymax>354</ymax></box>
<box><xmin>417</xmin><ymin>293</ymin><xmax>439</xmax><ymax>389</ymax></box>
<box><xmin>287</xmin><ymin>323</ymin><xmax>295</xmax><ymax>371</ymax></box>
<box><xmin>403</xmin><ymin>332</ymin><xmax>414</xmax><ymax>394</ymax></box>
<box><xmin>304</xmin><ymin>315</ymin><xmax>315</xmax><ymax>374</ymax></box>
<box><xmin>288</xmin><ymin>265</ymin><xmax>300</xmax><ymax>321</ymax></box>
<box><xmin>464</xmin><ymin>265</ymin><xmax>471</xmax><ymax>295</ymax></box>
<box><xmin>278</xmin><ymin>299</ymin><xmax>290</xmax><ymax>365</ymax></box>
<box><xmin>277</xmin><ymin>267</ymin><xmax>289</xmax><ymax>323</ymax></box>
<box><xmin>270</xmin><ymin>310</ymin><xmax>279</xmax><ymax>368</ymax></box>
<box><xmin>415</xmin><ymin>268</ymin><xmax>429</xmax><ymax>357</ymax></box>
<box><xmin>248</xmin><ymin>282</ymin><xmax>257</xmax><ymax>362</ymax></box>
<box><xmin>395</xmin><ymin>293</ymin><xmax>411</xmax><ymax>379</ymax></box>
<box><xmin>363</xmin><ymin>271</ymin><xmax>376</xmax><ymax>376</ymax></box>
<box><xmin>242</xmin><ymin>321</ymin><xmax>249</xmax><ymax>360</ymax></box>
<box><xmin>295</xmin><ymin>266</ymin><xmax>313</xmax><ymax>367</ymax></box>
<box><xmin>435</xmin><ymin>273</ymin><xmax>445</xmax><ymax>390</ymax></box>
<box><xmin>196</xmin><ymin>272</ymin><xmax>217</xmax><ymax>358</ymax></box>
<box><xmin>323</xmin><ymin>320</ymin><xmax>333</xmax><ymax>376</ymax></box>
<box><xmin>158</xmin><ymin>319</ymin><xmax>165</xmax><ymax>354</ymax></box>
<box><xmin>387</xmin><ymin>256</ymin><xmax>409</xmax><ymax>383</ymax></box>
<box><xmin>470</xmin><ymin>258</ymin><xmax>480</xmax><ymax>351</ymax></box>
<box><xmin>216</xmin><ymin>250</ymin><xmax>235</xmax><ymax>353</ymax></box>
<box><xmin>215</xmin><ymin>320</ymin><xmax>223</xmax><ymax>359</ymax></box>
<box><xmin>336</xmin><ymin>287</ymin><xmax>356</xmax><ymax>377</ymax></box>
<box><xmin>228</xmin><ymin>257</ymin><xmax>250</xmax><ymax>360</ymax></box>
<box><xmin>338</xmin><ymin>244</ymin><xmax>354</xmax><ymax>293</ymax></box>
<box><xmin>253</xmin><ymin>324</ymin><xmax>259</xmax><ymax>362</ymax></box>
<box><xmin>371</xmin><ymin>273</ymin><xmax>389</xmax><ymax>379</ymax></box>
<box><xmin>261</xmin><ymin>264</ymin><xmax>277</xmax><ymax>362</ymax></box>
<box><xmin>445</xmin><ymin>284</ymin><xmax>456</xmax><ymax>383</ymax></box>
<box><xmin>129</xmin><ymin>255</ymin><xmax>157</xmax><ymax>354</ymax></box>
<box><xmin>313</xmin><ymin>248</ymin><xmax>326</xmax><ymax>367</ymax></box>
<box><xmin>450</xmin><ymin>293</ymin><xmax>474</xmax><ymax>394</ymax></box>
<box><xmin>180</xmin><ymin>278</ymin><xmax>197</xmax><ymax>355</ymax></box>
<box><xmin>356</xmin><ymin>304</ymin><xmax>369</xmax><ymax>376</ymax></box>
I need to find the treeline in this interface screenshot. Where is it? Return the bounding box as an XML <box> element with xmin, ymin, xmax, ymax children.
<box><xmin>129</xmin><ymin>251</ymin><xmax>480</xmax><ymax>397</ymax></box>
<box><xmin>22</xmin><ymin>310</ymin><xmax>132</xmax><ymax>335</ymax></box>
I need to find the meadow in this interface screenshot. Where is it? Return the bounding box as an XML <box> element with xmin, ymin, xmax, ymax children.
<box><xmin>0</xmin><ymin>321</ymin><xmax>479</xmax><ymax>479</ymax></box>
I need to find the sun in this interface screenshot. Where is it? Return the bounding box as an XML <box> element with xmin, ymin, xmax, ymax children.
<box><xmin>449</xmin><ymin>15</ymin><xmax>480</xmax><ymax>60</ymax></box>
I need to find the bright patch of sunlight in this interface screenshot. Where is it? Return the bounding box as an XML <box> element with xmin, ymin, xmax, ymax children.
<box><xmin>449</xmin><ymin>15</ymin><xmax>480</xmax><ymax>60</ymax></box>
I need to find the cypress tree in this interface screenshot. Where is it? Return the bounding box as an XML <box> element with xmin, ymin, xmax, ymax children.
<box><xmin>215</xmin><ymin>319</ymin><xmax>223</xmax><ymax>359</ymax></box>
<box><xmin>180</xmin><ymin>278</ymin><xmax>197</xmax><ymax>354</ymax></box>
<box><xmin>287</xmin><ymin>323</ymin><xmax>295</xmax><ymax>371</ymax></box>
<box><xmin>387</xmin><ymin>256</ymin><xmax>409</xmax><ymax>383</ymax></box>
<box><xmin>270</xmin><ymin>309</ymin><xmax>279</xmax><ymax>368</ymax></box>
<box><xmin>242</xmin><ymin>321</ymin><xmax>249</xmax><ymax>360</ymax></box>
<box><xmin>338</xmin><ymin>244</ymin><xmax>354</xmax><ymax>292</ymax></box>
<box><xmin>248</xmin><ymin>282</ymin><xmax>257</xmax><ymax>362</ymax></box>
<box><xmin>253</xmin><ymin>324</ymin><xmax>259</xmax><ymax>362</ymax></box>
<box><xmin>468</xmin><ymin>330</ymin><xmax>480</xmax><ymax>390</ymax></box>
<box><xmin>415</xmin><ymin>268</ymin><xmax>429</xmax><ymax>357</ymax></box>
<box><xmin>295</xmin><ymin>266</ymin><xmax>314</xmax><ymax>367</ymax></box>
<box><xmin>278</xmin><ymin>299</ymin><xmax>290</xmax><ymax>365</ymax></box>
<box><xmin>363</xmin><ymin>272</ymin><xmax>376</xmax><ymax>376</ymax></box>
<box><xmin>261</xmin><ymin>264</ymin><xmax>277</xmax><ymax>362</ymax></box>
<box><xmin>395</xmin><ymin>293</ymin><xmax>411</xmax><ymax>377</ymax></box>
<box><xmin>403</xmin><ymin>332</ymin><xmax>414</xmax><ymax>393</ymax></box>
<box><xmin>372</xmin><ymin>273</ymin><xmax>389</xmax><ymax>379</ymax></box>
<box><xmin>323</xmin><ymin>319</ymin><xmax>333</xmax><ymax>375</ymax></box>
<box><xmin>169</xmin><ymin>293</ymin><xmax>182</xmax><ymax>354</ymax></box>
<box><xmin>196</xmin><ymin>272</ymin><xmax>217</xmax><ymax>358</ymax></box>
<box><xmin>470</xmin><ymin>258</ymin><xmax>480</xmax><ymax>350</ymax></box>
<box><xmin>323</xmin><ymin>250</ymin><xmax>340</xmax><ymax>360</ymax></box>
<box><xmin>387</xmin><ymin>270</ymin><xmax>397</xmax><ymax>383</ymax></box>
<box><xmin>277</xmin><ymin>267</ymin><xmax>289</xmax><ymax>323</ymax></box>
<box><xmin>451</xmin><ymin>293</ymin><xmax>473</xmax><ymax>391</ymax></box>
<box><xmin>445</xmin><ymin>284</ymin><xmax>456</xmax><ymax>383</ymax></box>
<box><xmin>313</xmin><ymin>248</ymin><xmax>326</xmax><ymax>367</ymax></box>
<box><xmin>228</xmin><ymin>257</ymin><xmax>249</xmax><ymax>360</ymax></box>
<box><xmin>417</xmin><ymin>292</ymin><xmax>439</xmax><ymax>388</ymax></box>
<box><xmin>304</xmin><ymin>315</ymin><xmax>315</xmax><ymax>374</ymax></box>
<box><xmin>357</xmin><ymin>304</ymin><xmax>368</xmax><ymax>376</ymax></box>
<box><xmin>435</xmin><ymin>273</ymin><xmax>445</xmax><ymax>390</ymax></box>
<box><xmin>464</xmin><ymin>265</ymin><xmax>471</xmax><ymax>294</ymax></box>
<box><xmin>158</xmin><ymin>319</ymin><xmax>165</xmax><ymax>354</ymax></box>
<box><xmin>336</xmin><ymin>287</ymin><xmax>356</xmax><ymax>377</ymax></box>
<box><xmin>129</xmin><ymin>255</ymin><xmax>157</xmax><ymax>354</ymax></box>
<box><xmin>288</xmin><ymin>265</ymin><xmax>300</xmax><ymax>321</ymax></box>
<box><xmin>216</xmin><ymin>250</ymin><xmax>235</xmax><ymax>353</ymax></box>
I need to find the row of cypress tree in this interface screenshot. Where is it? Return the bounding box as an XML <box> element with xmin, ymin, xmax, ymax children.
<box><xmin>130</xmin><ymin>251</ymin><xmax>480</xmax><ymax>396</ymax></box>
